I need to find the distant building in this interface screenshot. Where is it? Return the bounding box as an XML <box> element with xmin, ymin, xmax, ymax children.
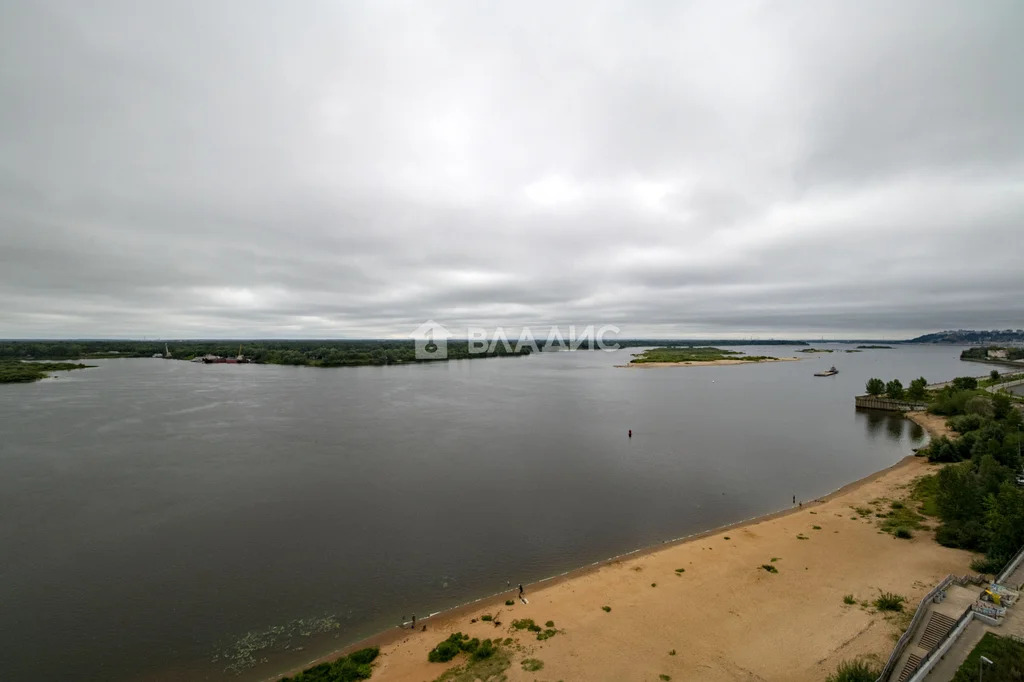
<box><xmin>988</xmin><ymin>349</ymin><xmax>1009</xmax><ymax>359</ymax></box>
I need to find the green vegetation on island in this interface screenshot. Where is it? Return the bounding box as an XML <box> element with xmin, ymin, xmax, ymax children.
<box><xmin>799</xmin><ymin>348</ymin><xmax>834</xmax><ymax>353</ymax></box>
<box><xmin>0</xmin><ymin>340</ymin><xmax>531</xmax><ymax>368</ymax></box>
<box><xmin>0</xmin><ymin>360</ymin><xmax>94</xmax><ymax>383</ymax></box>
<box><xmin>629</xmin><ymin>347</ymin><xmax>776</xmax><ymax>364</ymax></box>
<box><xmin>961</xmin><ymin>346</ymin><xmax>1024</xmax><ymax>364</ymax></box>
<box><xmin>856</xmin><ymin>345</ymin><xmax>892</xmax><ymax>349</ymax></box>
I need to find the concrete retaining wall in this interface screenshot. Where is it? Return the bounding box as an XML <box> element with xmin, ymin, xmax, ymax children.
<box><xmin>855</xmin><ymin>396</ymin><xmax>928</xmax><ymax>412</ymax></box>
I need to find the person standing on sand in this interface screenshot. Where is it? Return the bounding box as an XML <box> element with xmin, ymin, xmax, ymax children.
<box><xmin>412</xmin><ymin>614</ymin><xmax>416</xmax><ymax>629</ymax></box>
<box><xmin>793</xmin><ymin>495</ymin><xmax>796</xmax><ymax>504</ymax></box>
<box><xmin>518</xmin><ymin>583</ymin><xmax>524</xmax><ymax>598</ymax></box>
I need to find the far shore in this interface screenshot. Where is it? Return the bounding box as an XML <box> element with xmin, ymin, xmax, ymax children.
<box><xmin>276</xmin><ymin>448</ymin><xmax>972</xmax><ymax>681</ymax></box>
<box><xmin>618</xmin><ymin>356</ymin><xmax>800</xmax><ymax>368</ymax></box>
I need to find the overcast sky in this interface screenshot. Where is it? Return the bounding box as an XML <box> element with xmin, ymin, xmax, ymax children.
<box><xmin>1</xmin><ymin>1</ymin><xmax>1022</xmax><ymax>340</ymax></box>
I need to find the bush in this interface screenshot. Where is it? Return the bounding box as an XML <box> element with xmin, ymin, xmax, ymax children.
<box><xmin>874</xmin><ymin>592</ymin><xmax>906</xmax><ymax>612</ymax></box>
<box><xmin>894</xmin><ymin>527</ymin><xmax>913</xmax><ymax>539</ymax></box>
<box><xmin>347</xmin><ymin>648</ymin><xmax>379</xmax><ymax>666</ymax></box>
<box><xmin>428</xmin><ymin>637</ymin><xmax>463</xmax><ymax>663</ymax></box>
<box><xmin>826</xmin><ymin>658</ymin><xmax>881</xmax><ymax>682</ymax></box>
<box><xmin>601</xmin><ymin>606</ymin><xmax>611</xmax><ymax>612</ymax></box>
<box><xmin>970</xmin><ymin>556</ymin><xmax>1004</xmax><ymax>574</ymax></box>
<box><xmin>761</xmin><ymin>564</ymin><xmax>778</xmax><ymax>573</ymax></box>
<box><xmin>965</xmin><ymin>395</ymin><xmax>994</xmax><ymax>418</ymax></box>
<box><xmin>545</xmin><ymin>620</ymin><xmax>554</xmax><ymax>627</ymax></box>
<box><xmin>843</xmin><ymin>594</ymin><xmax>856</xmax><ymax>605</ymax></box>
<box><xmin>281</xmin><ymin>647</ymin><xmax>379</xmax><ymax>681</ymax></box>
<box><xmin>480</xmin><ymin>614</ymin><xmax>492</xmax><ymax>622</ymax></box>
<box><xmin>427</xmin><ymin>632</ymin><xmax>490</xmax><ymax>663</ymax></box>
<box><xmin>470</xmin><ymin>639</ymin><xmax>495</xmax><ymax>661</ymax></box>
<box><xmin>504</xmin><ymin>600</ymin><xmax>514</xmax><ymax>606</ymax></box>
<box><xmin>521</xmin><ymin>658</ymin><xmax>544</xmax><ymax>672</ymax></box>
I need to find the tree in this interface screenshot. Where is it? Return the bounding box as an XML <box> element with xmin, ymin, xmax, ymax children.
<box><xmin>907</xmin><ymin>377</ymin><xmax>928</xmax><ymax>400</ymax></box>
<box><xmin>985</xmin><ymin>483</ymin><xmax>1024</xmax><ymax>564</ymax></box>
<box><xmin>952</xmin><ymin>376</ymin><xmax>978</xmax><ymax>391</ymax></box>
<box><xmin>866</xmin><ymin>378</ymin><xmax>885</xmax><ymax>396</ymax></box>
<box><xmin>992</xmin><ymin>391</ymin><xmax>1012</xmax><ymax>421</ymax></box>
<box><xmin>990</xmin><ymin>369</ymin><xmax>1000</xmax><ymax>382</ymax></box>
<box><xmin>965</xmin><ymin>395</ymin><xmax>994</xmax><ymax>418</ymax></box>
<box><xmin>885</xmin><ymin>379</ymin><xmax>904</xmax><ymax>399</ymax></box>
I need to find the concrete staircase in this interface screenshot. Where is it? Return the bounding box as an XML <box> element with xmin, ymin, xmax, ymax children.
<box><xmin>897</xmin><ymin>653</ymin><xmax>922</xmax><ymax>682</ymax></box>
<box><xmin>918</xmin><ymin>612</ymin><xmax>957</xmax><ymax>650</ymax></box>
<box><xmin>895</xmin><ymin>612</ymin><xmax>957</xmax><ymax>682</ymax></box>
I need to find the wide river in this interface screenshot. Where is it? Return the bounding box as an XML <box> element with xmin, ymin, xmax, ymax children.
<box><xmin>0</xmin><ymin>344</ymin><xmax>998</xmax><ymax>680</ymax></box>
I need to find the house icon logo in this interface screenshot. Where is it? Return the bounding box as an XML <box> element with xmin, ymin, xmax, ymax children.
<box><xmin>410</xmin><ymin>320</ymin><xmax>451</xmax><ymax>360</ymax></box>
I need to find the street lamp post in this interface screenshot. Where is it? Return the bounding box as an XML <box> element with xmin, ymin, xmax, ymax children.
<box><xmin>980</xmin><ymin>654</ymin><xmax>993</xmax><ymax>682</ymax></box>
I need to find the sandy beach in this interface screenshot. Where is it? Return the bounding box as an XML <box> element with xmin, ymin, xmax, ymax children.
<box><xmin>287</xmin><ymin>452</ymin><xmax>974</xmax><ymax>682</ymax></box>
<box><xmin>619</xmin><ymin>357</ymin><xmax>800</xmax><ymax>368</ymax></box>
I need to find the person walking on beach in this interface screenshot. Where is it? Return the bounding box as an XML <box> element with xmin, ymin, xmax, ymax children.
<box><xmin>793</xmin><ymin>495</ymin><xmax>796</xmax><ymax>504</ymax></box>
<box><xmin>628</xmin><ymin>429</ymin><xmax>632</xmax><ymax>438</ymax></box>
<box><xmin>412</xmin><ymin>614</ymin><xmax>416</xmax><ymax>629</ymax></box>
<box><xmin>518</xmin><ymin>583</ymin><xmax>524</xmax><ymax>598</ymax></box>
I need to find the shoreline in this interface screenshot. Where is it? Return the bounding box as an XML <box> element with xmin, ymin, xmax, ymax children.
<box><xmin>617</xmin><ymin>357</ymin><xmax>800</xmax><ymax>368</ymax></box>
<box><xmin>272</xmin><ymin>452</ymin><xmax>933</xmax><ymax>680</ymax></box>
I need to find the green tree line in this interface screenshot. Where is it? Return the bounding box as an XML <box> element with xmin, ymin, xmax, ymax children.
<box><xmin>864</xmin><ymin>376</ymin><xmax>930</xmax><ymax>400</ymax></box>
<box><xmin>919</xmin><ymin>383</ymin><xmax>1024</xmax><ymax>572</ymax></box>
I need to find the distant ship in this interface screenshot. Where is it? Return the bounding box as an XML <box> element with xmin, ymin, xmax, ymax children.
<box><xmin>814</xmin><ymin>366</ymin><xmax>838</xmax><ymax>377</ymax></box>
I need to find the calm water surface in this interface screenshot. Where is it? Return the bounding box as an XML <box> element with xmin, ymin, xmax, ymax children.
<box><xmin>0</xmin><ymin>345</ymin><xmax>997</xmax><ymax>680</ymax></box>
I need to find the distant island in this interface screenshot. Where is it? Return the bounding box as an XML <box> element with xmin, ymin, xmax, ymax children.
<box><xmin>0</xmin><ymin>340</ymin><xmax>531</xmax><ymax>368</ymax></box>
<box><xmin>961</xmin><ymin>345</ymin><xmax>1024</xmax><ymax>368</ymax></box>
<box><xmin>2</xmin><ymin>330</ymin><xmax>1021</xmax><ymax>372</ymax></box>
<box><xmin>0</xmin><ymin>360</ymin><xmax>94</xmax><ymax>383</ymax></box>
<box><xmin>907</xmin><ymin>329</ymin><xmax>1024</xmax><ymax>344</ymax></box>
<box><xmin>624</xmin><ymin>346</ymin><xmax>797</xmax><ymax>367</ymax></box>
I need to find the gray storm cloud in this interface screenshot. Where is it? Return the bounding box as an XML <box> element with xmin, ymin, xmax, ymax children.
<box><xmin>1</xmin><ymin>0</ymin><xmax>1022</xmax><ymax>339</ymax></box>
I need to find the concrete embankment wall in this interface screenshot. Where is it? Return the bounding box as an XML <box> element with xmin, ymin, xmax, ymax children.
<box><xmin>854</xmin><ymin>396</ymin><xmax>928</xmax><ymax>412</ymax></box>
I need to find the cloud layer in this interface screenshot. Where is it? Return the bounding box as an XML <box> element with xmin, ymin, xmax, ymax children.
<box><xmin>2</xmin><ymin>1</ymin><xmax>1022</xmax><ymax>338</ymax></box>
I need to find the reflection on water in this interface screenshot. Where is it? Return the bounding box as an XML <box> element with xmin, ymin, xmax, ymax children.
<box><xmin>858</xmin><ymin>408</ymin><xmax>928</xmax><ymax>446</ymax></box>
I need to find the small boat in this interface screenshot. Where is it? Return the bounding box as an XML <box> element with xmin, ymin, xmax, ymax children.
<box><xmin>814</xmin><ymin>366</ymin><xmax>838</xmax><ymax>377</ymax></box>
